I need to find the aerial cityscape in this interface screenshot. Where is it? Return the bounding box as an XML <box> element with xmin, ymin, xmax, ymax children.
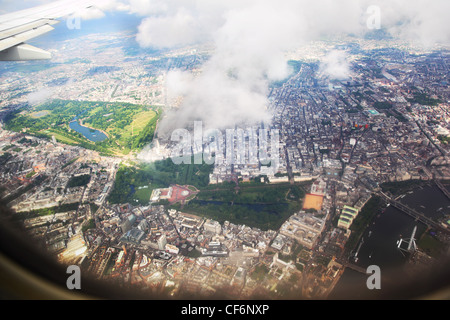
<box><xmin>0</xmin><ymin>0</ymin><xmax>449</xmax><ymax>300</ymax></box>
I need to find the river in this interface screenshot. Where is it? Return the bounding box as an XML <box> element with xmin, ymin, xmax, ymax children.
<box><xmin>329</xmin><ymin>183</ymin><xmax>450</xmax><ymax>299</ymax></box>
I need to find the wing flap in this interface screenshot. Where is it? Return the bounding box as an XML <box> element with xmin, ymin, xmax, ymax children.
<box><xmin>0</xmin><ymin>19</ymin><xmax>59</xmax><ymax>41</ymax></box>
<box><xmin>0</xmin><ymin>0</ymin><xmax>97</xmax><ymax>61</ymax></box>
<box><xmin>0</xmin><ymin>43</ymin><xmax>51</xmax><ymax>61</ymax></box>
<box><xmin>0</xmin><ymin>24</ymin><xmax>55</xmax><ymax>52</ymax></box>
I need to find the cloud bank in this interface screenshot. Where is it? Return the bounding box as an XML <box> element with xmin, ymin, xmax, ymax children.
<box><xmin>27</xmin><ymin>88</ymin><xmax>53</xmax><ymax>106</ymax></box>
<box><xmin>320</xmin><ymin>50</ymin><xmax>352</xmax><ymax>81</ymax></box>
<box><xmin>99</xmin><ymin>0</ymin><xmax>450</xmax><ymax>136</ymax></box>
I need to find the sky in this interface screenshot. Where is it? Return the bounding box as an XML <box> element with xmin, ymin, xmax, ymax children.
<box><xmin>0</xmin><ymin>0</ymin><xmax>45</xmax><ymax>13</ymax></box>
<box><xmin>1</xmin><ymin>0</ymin><xmax>449</xmax><ymax>136</ymax></box>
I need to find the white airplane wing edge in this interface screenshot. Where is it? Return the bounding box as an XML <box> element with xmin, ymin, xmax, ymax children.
<box><xmin>0</xmin><ymin>0</ymin><xmax>96</xmax><ymax>61</ymax></box>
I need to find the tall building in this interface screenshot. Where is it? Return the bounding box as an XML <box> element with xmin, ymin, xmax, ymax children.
<box><xmin>120</xmin><ymin>228</ymin><xmax>145</xmax><ymax>245</ymax></box>
<box><xmin>157</xmin><ymin>234</ymin><xmax>167</xmax><ymax>250</ymax></box>
<box><xmin>137</xmin><ymin>219</ymin><xmax>148</xmax><ymax>232</ymax></box>
<box><xmin>120</xmin><ymin>214</ymin><xmax>136</xmax><ymax>233</ymax></box>
<box><xmin>203</xmin><ymin>219</ymin><xmax>222</xmax><ymax>234</ymax></box>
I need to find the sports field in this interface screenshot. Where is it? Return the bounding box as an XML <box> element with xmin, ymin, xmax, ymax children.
<box><xmin>302</xmin><ymin>194</ymin><xmax>324</xmax><ymax>211</ymax></box>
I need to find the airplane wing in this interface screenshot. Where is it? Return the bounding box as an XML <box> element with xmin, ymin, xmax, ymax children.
<box><xmin>0</xmin><ymin>0</ymin><xmax>96</xmax><ymax>61</ymax></box>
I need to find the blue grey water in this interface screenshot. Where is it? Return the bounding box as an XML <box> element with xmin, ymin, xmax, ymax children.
<box><xmin>69</xmin><ymin>120</ymin><xmax>107</xmax><ymax>142</ymax></box>
<box><xmin>329</xmin><ymin>183</ymin><xmax>450</xmax><ymax>299</ymax></box>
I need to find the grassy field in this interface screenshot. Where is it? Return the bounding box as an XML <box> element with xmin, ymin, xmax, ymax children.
<box><xmin>181</xmin><ymin>182</ymin><xmax>307</xmax><ymax>231</ymax></box>
<box><xmin>30</xmin><ymin>110</ymin><xmax>50</xmax><ymax>118</ymax></box>
<box><xmin>130</xmin><ymin>110</ymin><xmax>157</xmax><ymax>135</ymax></box>
<box><xmin>108</xmin><ymin>158</ymin><xmax>213</xmax><ymax>205</ymax></box>
<box><xmin>134</xmin><ymin>187</ymin><xmax>153</xmax><ymax>204</ymax></box>
<box><xmin>418</xmin><ymin>232</ymin><xmax>446</xmax><ymax>258</ymax></box>
<box><xmin>43</xmin><ymin>129</ymin><xmax>82</xmax><ymax>145</ymax></box>
<box><xmin>120</xmin><ymin>110</ymin><xmax>157</xmax><ymax>141</ymax></box>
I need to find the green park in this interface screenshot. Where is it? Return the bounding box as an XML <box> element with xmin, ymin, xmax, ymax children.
<box><xmin>4</xmin><ymin>99</ymin><xmax>160</xmax><ymax>156</ymax></box>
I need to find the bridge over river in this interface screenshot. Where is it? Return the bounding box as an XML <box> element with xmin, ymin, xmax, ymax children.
<box><xmin>377</xmin><ymin>191</ymin><xmax>450</xmax><ymax>235</ymax></box>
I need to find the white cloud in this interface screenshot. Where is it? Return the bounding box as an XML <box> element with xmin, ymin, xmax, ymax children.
<box><xmin>8</xmin><ymin>0</ymin><xmax>447</xmax><ymax>137</ymax></box>
<box><xmin>75</xmin><ymin>7</ymin><xmax>105</xmax><ymax>20</ymax></box>
<box><xmin>95</xmin><ymin>0</ymin><xmax>130</xmax><ymax>12</ymax></box>
<box><xmin>371</xmin><ymin>0</ymin><xmax>450</xmax><ymax>45</ymax></box>
<box><xmin>319</xmin><ymin>50</ymin><xmax>352</xmax><ymax>81</ymax></box>
<box><xmin>27</xmin><ymin>88</ymin><xmax>53</xmax><ymax>106</ymax></box>
<box><xmin>136</xmin><ymin>8</ymin><xmax>205</xmax><ymax>49</ymax></box>
<box><xmin>125</xmin><ymin>0</ymin><xmax>449</xmax><ymax>137</ymax></box>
